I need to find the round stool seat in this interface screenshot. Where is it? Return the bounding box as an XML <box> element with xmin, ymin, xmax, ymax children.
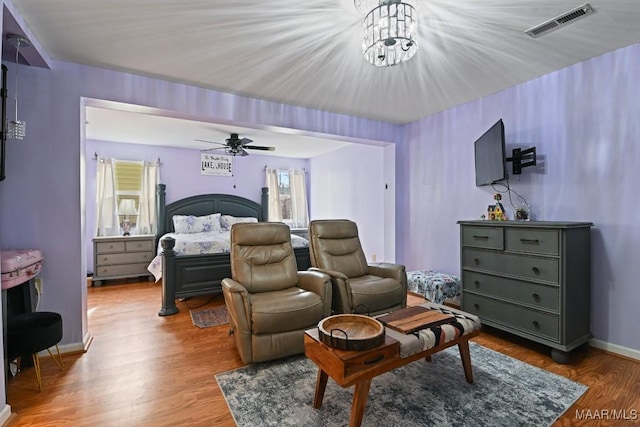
<box><xmin>7</xmin><ymin>311</ymin><xmax>63</xmax><ymax>358</ymax></box>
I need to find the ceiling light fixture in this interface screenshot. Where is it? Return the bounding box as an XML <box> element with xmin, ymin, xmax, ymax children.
<box><xmin>5</xmin><ymin>34</ymin><xmax>31</xmax><ymax>140</ymax></box>
<box><xmin>355</xmin><ymin>0</ymin><xmax>418</xmax><ymax>67</ymax></box>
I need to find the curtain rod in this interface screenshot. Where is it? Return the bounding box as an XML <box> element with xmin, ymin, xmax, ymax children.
<box><xmin>264</xmin><ymin>165</ymin><xmax>306</xmax><ymax>172</ymax></box>
<box><xmin>93</xmin><ymin>152</ymin><xmax>161</xmax><ymax>165</ymax></box>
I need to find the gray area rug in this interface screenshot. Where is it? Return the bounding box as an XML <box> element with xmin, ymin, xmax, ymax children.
<box><xmin>216</xmin><ymin>342</ymin><xmax>587</xmax><ymax>427</ymax></box>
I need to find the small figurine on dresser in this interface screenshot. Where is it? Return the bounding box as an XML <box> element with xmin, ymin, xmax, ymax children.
<box><xmin>487</xmin><ymin>193</ymin><xmax>507</xmax><ymax>220</ymax></box>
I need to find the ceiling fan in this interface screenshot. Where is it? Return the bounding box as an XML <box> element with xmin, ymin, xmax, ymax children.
<box><xmin>196</xmin><ymin>133</ymin><xmax>275</xmax><ymax>157</ymax></box>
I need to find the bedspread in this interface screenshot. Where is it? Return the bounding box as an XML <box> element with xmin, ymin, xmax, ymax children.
<box><xmin>147</xmin><ymin>231</ymin><xmax>309</xmax><ymax>281</ymax></box>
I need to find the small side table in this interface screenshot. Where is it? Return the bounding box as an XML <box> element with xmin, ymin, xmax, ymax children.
<box><xmin>92</xmin><ymin>235</ymin><xmax>155</xmax><ymax>286</ymax></box>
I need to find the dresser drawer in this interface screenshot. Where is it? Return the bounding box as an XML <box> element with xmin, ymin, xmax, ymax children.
<box><xmin>95</xmin><ymin>241</ymin><xmax>126</xmax><ymax>254</ymax></box>
<box><xmin>505</xmin><ymin>228</ymin><xmax>559</xmax><ymax>256</ymax></box>
<box><xmin>463</xmin><ymin>271</ymin><xmax>559</xmax><ymax>311</ymax></box>
<box><xmin>463</xmin><ymin>293</ymin><xmax>559</xmax><ymax>341</ymax></box>
<box><xmin>462</xmin><ymin>248</ymin><xmax>559</xmax><ymax>284</ymax></box>
<box><xmin>95</xmin><ymin>252</ymin><xmax>153</xmax><ymax>266</ymax></box>
<box><xmin>95</xmin><ymin>263</ymin><xmax>151</xmax><ymax>278</ymax></box>
<box><xmin>462</xmin><ymin>227</ymin><xmax>504</xmax><ymax>250</ymax></box>
<box><xmin>125</xmin><ymin>239</ymin><xmax>155</xmax><ymax>252</ymax></box>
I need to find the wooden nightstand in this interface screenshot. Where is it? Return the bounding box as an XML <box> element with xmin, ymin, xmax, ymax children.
<box><xmin>92</xmin><ymin>235</ymin><xmax>156</xmax><ymax>286</ymax></box>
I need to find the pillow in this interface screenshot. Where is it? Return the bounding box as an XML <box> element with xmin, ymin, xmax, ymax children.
<box><xmin>172</xmin><ymin>213</ymin><xmax>222</xmax><ymax>234</ymax></box>
<box><xmin>220</xmin><ymin>215</ymin><xmax>258</xmax><ymax>230</ymax></box>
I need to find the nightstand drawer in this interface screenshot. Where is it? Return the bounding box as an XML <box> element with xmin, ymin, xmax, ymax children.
<box><xmin>95</xmin><ymin>241</ymin><xmax>126</xmax><ymax>254</ymax></box>
<box><xmin>96</xmin><ymin>252</ymin><xmax>153</xmax><ymax>266</ymax></box>
<box><xmin>125</xmin><ymin>240</ymin><xmax>154</xmax><ymax>252</ymax></box>
<box><xmin>463</xmin><ymin>248</ymin><xmax>559</xmax><ymax>284</ymax></box>
<box><xmin>505</xmin><ymin>229</ymin><xmax>559</xmax><ymax>256</ymax></box>
<box><xmin>463</xmin><ymin>271</ymin><xmax>559</xmax><ymax>311</ymax></box>
<box><xmin>95</xmin><ymin>263</ymin><xmax>150</xmax><ymax>278</ymax></box>
<box><xmin>462</xmin><ymin>227</ymin><xmax>504</xmax><ymax>250</ymax></box>
<box><xmin>463</xmin><ymin>293</ymin><xmax>559</xmax><ymax>341</ymax></box>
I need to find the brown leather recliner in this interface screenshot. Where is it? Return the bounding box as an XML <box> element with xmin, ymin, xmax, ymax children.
<box><xmin>222</xmin><ymin>222</ymin><xmax>332</xmax><ymax>364</ymax></box>
<box><xmin>308</xmin><ymin>219</ymin><xmax>407</xmax><ymax>316</ymax></box>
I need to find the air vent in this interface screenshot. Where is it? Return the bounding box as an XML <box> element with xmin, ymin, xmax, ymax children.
<box><xmin>525</xmin><ymin>3</ymin><xmax>595</xmax><ymax>38</ymax></box>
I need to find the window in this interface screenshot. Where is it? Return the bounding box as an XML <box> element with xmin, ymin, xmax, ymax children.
<box><xmin>266</xmin><ymin>168</ymin><xmax>308</xmax><ymax>229</ymax></box>
<box><xmin>277</xmin><ymin>170</ymin><xmax>292</xmax><ymax>222</ymax></box>
<box><xmin>114</xmin><ymin>161</ymin><xmax>144</xmax><ymax>227</ymax></box>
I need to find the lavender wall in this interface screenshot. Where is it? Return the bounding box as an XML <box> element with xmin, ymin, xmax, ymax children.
<box><xmin>85</xmin><ymin>139</ymin><xmax>309</xmax><ymax>271</ymax></box>
<box><xmin>397</xmin><ymin>43</ymin><xmax>640</xmax><ymax>355</ymax></box>
<box><xmin>0</xmin><ymin>59</ymin><xmax>399</xmax><ymax>358</ymax></box>
<box><xmin>309</xmin><ymin>143</ymin><xmax>388</xmax><ymax>261</ymax></box>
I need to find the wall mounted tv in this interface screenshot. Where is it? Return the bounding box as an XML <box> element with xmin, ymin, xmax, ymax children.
<box><xmin>474</xmin><ymin>119</ymin><xmax>506</xmax><ymax>186</ymax></box>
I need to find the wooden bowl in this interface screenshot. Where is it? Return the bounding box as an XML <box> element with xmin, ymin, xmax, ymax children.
<box><xmin>317</xmin><ymin>314</ymin><xmax>385</xmax><ymax>351</ymax></box>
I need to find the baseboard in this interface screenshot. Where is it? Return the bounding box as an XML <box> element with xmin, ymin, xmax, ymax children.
<box><xmin>0</xmin><ymin>404</ymin><xmax>12</xmax><ymax>426</ymax></box>
<box><xmin>35</xmin><ymin>333</ymin><xmax>93</xmax><ymax>357</ymax></box>
<box><xmin>590</xmin><ymin>338</ymin><xmax>640</xmax><ymax>361</ymax></box>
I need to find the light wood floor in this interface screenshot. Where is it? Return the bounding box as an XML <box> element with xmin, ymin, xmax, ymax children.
<box><xmin>5</xmin><ymin>281</ymin><xmax>640</xmax><ymax>426</ymax></box>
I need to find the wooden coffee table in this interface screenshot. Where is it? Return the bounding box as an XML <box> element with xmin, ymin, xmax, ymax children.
<box><xmin>304</xmin><ymin>326</ymin><xmax>478</xmax><ymax>427</ymax></box>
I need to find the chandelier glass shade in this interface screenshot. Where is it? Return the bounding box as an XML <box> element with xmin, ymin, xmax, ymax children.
<box><xmin>358</xmin><ymin>0</ymin><xmax>418</xmax><ymax>67</ymax></box>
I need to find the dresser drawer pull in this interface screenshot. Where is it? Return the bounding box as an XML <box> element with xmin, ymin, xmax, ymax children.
<box><xmin>532</xmin><ymin>320</ymin><xmax>540</xmax><ymax>329</ymax></box>
<box><xmin>472</xmin><ymin>235</ymin><xmax>489</xmax><ymax>240</ymax></box>
<box><xmin>474</xmin><ymin>280</ymin><xmax>480</xmax><ymax>288</ymax></box>
<box><xmin>473</xmin><ymin>303</ymin><xmax>480</xmax><ymax>309</ymax></box>
<box><xmin>473</xmin><ymin>258</ymin><xmax>480</xmax><ymax>265</ymax></box>
<box><xmin>520</xmin><ymin>238</ymin><xmax>540</xmax><ymax>244</ymax></box>
<box><xmin>532</xmin><ymin>293</ymin><xmax>540</xmax><ymax>302</ymax></box>
<box><xmin>531</xmin><ymin>266</ymin><xmax>540</xmax><ymax>274</ymax></box>
<box><xmin>364</xmin><ymin>355</ymin><xmax>385</xmax><ymax>365</ymax></box>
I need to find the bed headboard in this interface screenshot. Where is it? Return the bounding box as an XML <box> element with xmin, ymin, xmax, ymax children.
<box><xmin>155</xmin><ymin>184</ymin><xmax>268</xmax><ymax>238</ymax></box>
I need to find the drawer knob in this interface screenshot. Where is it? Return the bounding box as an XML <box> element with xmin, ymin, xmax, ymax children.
<box><xmin>532</xmin><ymin>293</ymin><xmax>540</xmax><ymax>302</ymax></box>
<box><xmin>473</xmin><ymin>258</ymin><xmax>480</xmax><ymax>266</ymax></box>
<box><xmin>473</xmin><ymin>303</ymin><xmax>479</xmax><ymax>309</ymax></box>
<box><xmin>532</xmin><ymin>320</ymin><xmax>540</xmax><ymax>329</ymax></box>
<box><xmin>531</xmin><ymin>266</ymin><xmax>540</xmax><ymax>274</ymax></box>
<box><xmin>474</xmin><ymin>280</ymin><xmax>480</xmax><ymax>287</ymax></box>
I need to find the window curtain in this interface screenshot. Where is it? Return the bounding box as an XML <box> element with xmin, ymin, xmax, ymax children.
<box><xmin>137</xmin><ymin>160</ymin><xmax>160</xmax><ymax>235</ymax></box>
<box><xmin>265</xmin><ymin>167</ymin><xmax>282</xmax><ymax>222</ymax></box>
<box><xmin>289</xmin><ymin>169</ymin><xmax>309</xmax><ymax>228</ymax></box>
<box><xmin>95</xmin><ymin>158</ymin><xmax>119</xmax><ymax>236</ymax></box>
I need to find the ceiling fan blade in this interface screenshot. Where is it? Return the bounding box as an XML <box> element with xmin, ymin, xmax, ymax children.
<box><xmin>200</xmin><ymin>147</ymin><xmax>226</xmax><ymax>152</ymax></box>
<box><xmin>195</xmin><ymin>138</ymin><xmax>225</xmax><ymax>146</ymax></box>
<box><xmin>238</xmin><ymin>137</ymin><xmax>253</xmax><ymax>146</ymax></box>
<box><xmin>244</xmin><ymin>145</ymin><xmax>275</xmax><ymax>151</ymax></box>
<box><xmin>238</xmin><ymin>148</ymin><xmax>249</xmax><ymax>156</ymax></box>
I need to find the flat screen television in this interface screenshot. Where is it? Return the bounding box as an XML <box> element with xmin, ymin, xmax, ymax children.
<box><xmin>474</xmin><ymin>119</ymin><xmax>506</xmax><ymax>186</ymax></box>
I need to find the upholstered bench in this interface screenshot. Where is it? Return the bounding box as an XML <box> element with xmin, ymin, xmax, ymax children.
<box><xmin>406</xmin><ymin>270</ymin><xmax>461</xmax><ymax>304</ymax></box>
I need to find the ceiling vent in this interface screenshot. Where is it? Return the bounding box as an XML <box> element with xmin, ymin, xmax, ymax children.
<box><xmin>525</xmin><ymin>3</ymin><xmax>595</xmax><ymax>38</ymax></box>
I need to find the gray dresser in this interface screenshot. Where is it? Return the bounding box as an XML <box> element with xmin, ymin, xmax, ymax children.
<box><xmin>92</xmin><ymin>235</ymin><xmax>155</xmax><ymax>286</ymax></box>
<box><xmin>458</xmin><ymin>220</ymin><xmax>592</xmax><ymax>363</ymax></box>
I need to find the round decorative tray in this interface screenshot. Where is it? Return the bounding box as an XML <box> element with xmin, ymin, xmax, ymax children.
<box><xmin>317</xmin><ymin>314</ymin><xmax>385</xmax><ymax>351</ymax></box>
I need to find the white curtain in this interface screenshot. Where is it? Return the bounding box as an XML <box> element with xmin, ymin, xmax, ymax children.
<box><xmin>95</xmin><ymin>158</ymin><xmax>119</xmax><ymax>236</ymax></box>
<box><xmin>265</xmin><ymin>167</ymin><xmax>282</xmax><ymax>222</ymax></box>
<box><xmin>289</xmin><ymin>169</ymin><xmax>309</xmax><ymax>228</ymax></box>
<box><xmin>137</xmin><ymin>160</ymin><xmax>160</xmax><ymax>235</ymax></box>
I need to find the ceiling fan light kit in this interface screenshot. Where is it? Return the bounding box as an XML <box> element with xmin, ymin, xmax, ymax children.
<box><xmin>197</xmin><ymin>133</ymin><xmax>275</xmax><ymax>157</ymax></box>
<box><xmin>355</xmin><ymin>0</ymin><xmax>418</xmax><ymax>67</ymax></box>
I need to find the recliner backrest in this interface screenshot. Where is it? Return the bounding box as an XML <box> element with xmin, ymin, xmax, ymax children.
<box><xmin>308</xmin><ymin>219</ymin><xmax>368</xmax><ymax>278</ymax></box>
<box><xmin>230</xmin><ymin>222</ymin><xmax>298</xmax><ymax>293</ymax></box>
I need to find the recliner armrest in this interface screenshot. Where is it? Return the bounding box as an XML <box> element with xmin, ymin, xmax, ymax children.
<box><xmin>297</xmin><ymin>270</ymin><xmax>333</xmax><ymax>317</ymax></box>
<box><xmin>368</xmin><ymin>262</ymin><xmax>406</xmax><ymax>283</ymax></box>
<box><xmin>308</xmin><ymin>266</ymin><xmax>348</xmax><ymax>281</ymax></box>
<box><xmin>221</xmin><ymin>278</ymin><xmax>251</xmax><ymax>332</ymax></box>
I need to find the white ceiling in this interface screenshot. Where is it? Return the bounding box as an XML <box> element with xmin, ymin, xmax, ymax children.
<box><xmin>8</xmin><ymin>1</ymin><xmax>640</xmax><ymax>156</ymax></box>
<box><xmin>84</xmin><ymin>104</ymin><xmax>353</xmax><ymax>158</ymax></box>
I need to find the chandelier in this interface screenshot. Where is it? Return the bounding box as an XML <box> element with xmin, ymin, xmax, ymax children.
<box><xmin>5</xmin><ymin>34</ymin><xmax>31</xmax><ymax>140</ymax></box>
<box><xmin>355</xmin><ymin>0</ymin><xmax>418</xmax><ymax>67</ymax></box>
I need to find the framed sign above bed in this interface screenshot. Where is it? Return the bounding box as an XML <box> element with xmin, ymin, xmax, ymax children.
<box><xmin>201</xmin><ymin>153</ymin><xmax>233</xmax><ymax>176</ymax></box>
